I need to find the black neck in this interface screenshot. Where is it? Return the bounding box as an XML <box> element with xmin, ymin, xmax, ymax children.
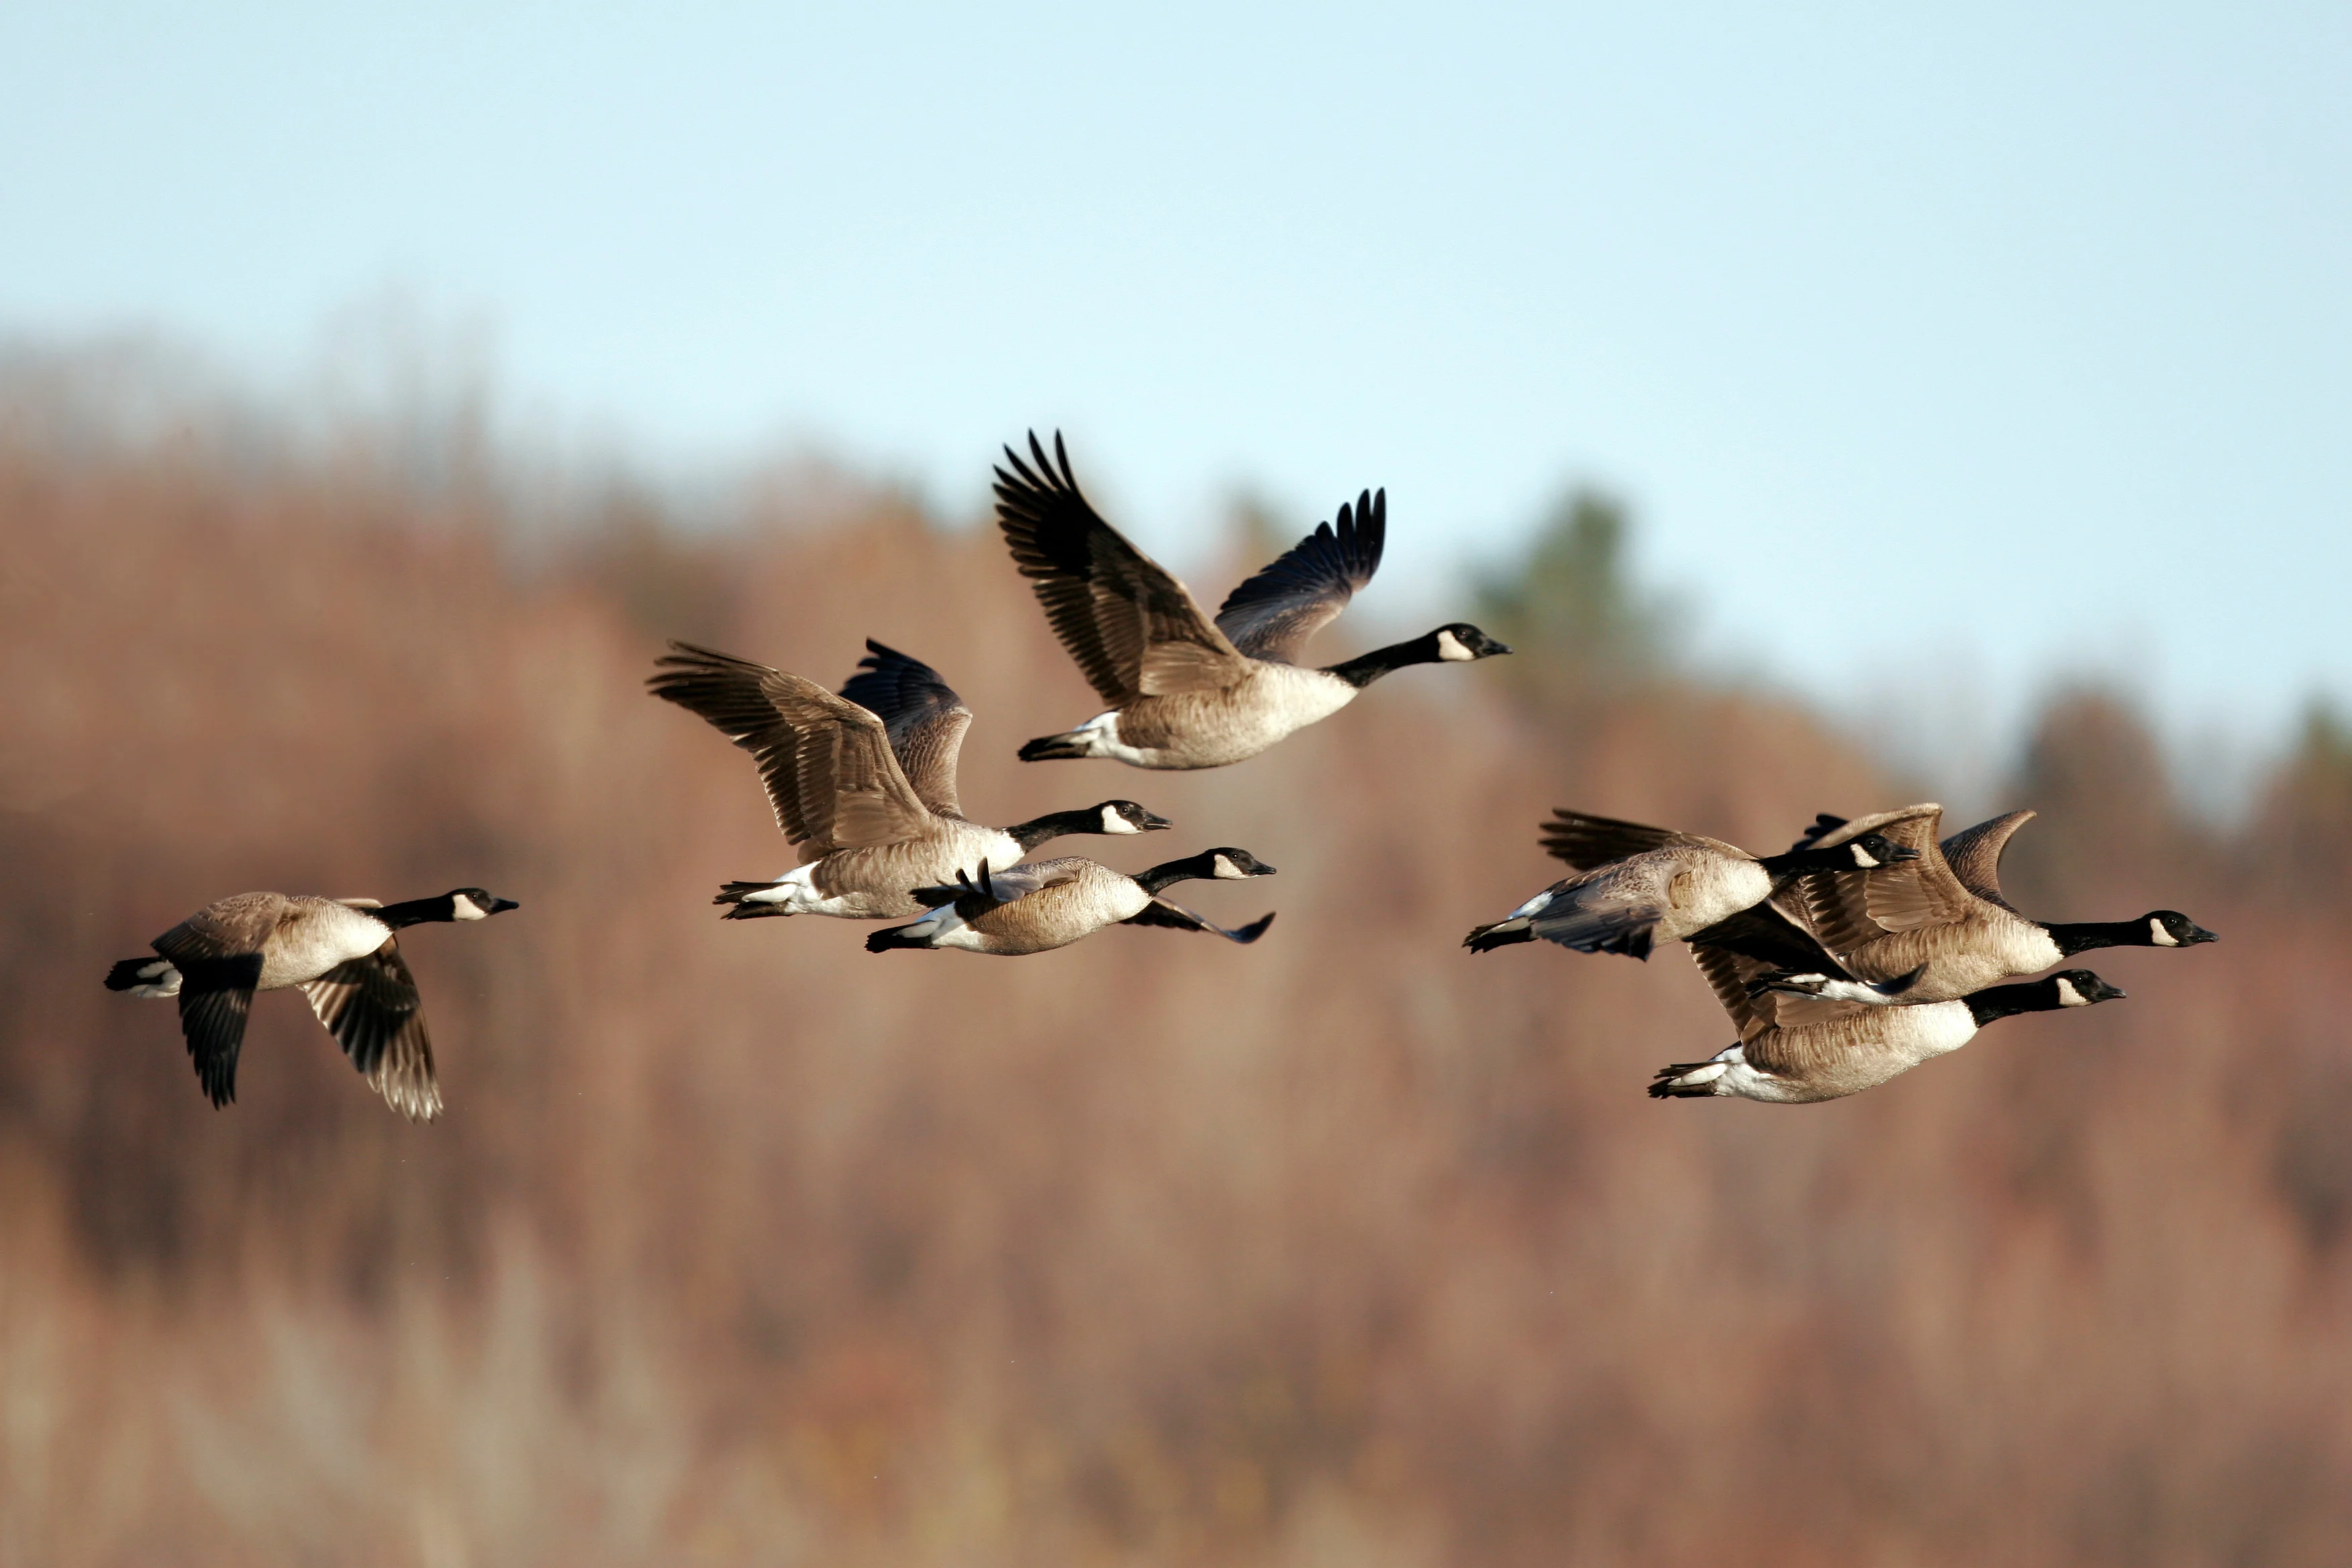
<box><xmin>373</xmin><ymin>895</ymin><xmax>456</xmax><ymax>930</ymax></box>
<box><xmin>1324</xmin><ymin>633</ymin><xmax>1442</xmax><ymax>689</ymax></box>
<box><xmin>1135</xmin><ymin>854</ymin><xmax>1215</xmax><ymax>895</ymax></box>
<box><xmin>2042</xmin><ymin>920</ymin><xmax>2144</xmax><ymax>957</ymax></box>
<box><xmin>1754</xmin><ymin>846</ymin><xmax>1869</xmax><ymax>879</ymax></box>
<box><xmin>1007</xmin><ymin>807</ymin><xmax>1107</xmax><ymax>851</ymax></box>
<box><xmin>1965</xmin><ymin>979</ymin><xmax>2063</xmax><ymax>1026</ymax></box>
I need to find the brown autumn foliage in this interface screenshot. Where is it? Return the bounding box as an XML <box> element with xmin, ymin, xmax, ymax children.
<box><xmin>1</xmin><ymin>391</ymin><xmax>2348</xmax><ymax>1567</ymax></box>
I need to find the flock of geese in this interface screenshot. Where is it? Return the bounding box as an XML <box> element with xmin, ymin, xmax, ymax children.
<box><xmin>105</xmin><ymin>433</ymin><xmax>2214</xmax><ymax>1119</ymax></box>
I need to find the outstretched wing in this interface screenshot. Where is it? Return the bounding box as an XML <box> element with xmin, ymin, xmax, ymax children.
<box><xmin>1213</xmin><ymin>489</ymin><xmax>1385</xmax><ymax>663</ymax></box>
<box><xmin>993</xmin><ymin>432</ymin><xmax>1246</xmax><ymax>703</ymax></box>
<box><xmin>1790</xmin><ymin>803</ymin><xmax>1971</xmax><ymax>954</ymax></box>
<box><xmin>1540</xmin><ymin>808</ymin><xmax>1730</xmax><ymax>871</ymax></box>
<box><xmin>1123</xmin><ymin>898</ymin><xmax>1276</xmax><ymax>944</ymax></box>
<box><xmin>650</xmin><ymin>642</ymin><xmax>936</xmax><ymax>852</ymax></box>
<box><xmin>1689</xmin><ymin>943</ymin><xmax>1870</xmax><ymax>1045</ymax></box>
<box><xmin>301</xmin><ymin>939</ymin><xmax>442</xmax><ymax>1121</ymax></box>
<box><xmin>1686</xmin><ymin>902</ymin><xmax>1853</xmax><ymax>979</ymax></box>
<box><xmin>153</xmin><ymin>899</ymin><xmax>282</xmax><ymax>1110</ymax></box>
<box><xmin>838</xmin><ymin>640</ymin><xmax>973</xmax><ymax>818</ymax></box>
<box><xmin>171</xmin><ymin>959</ymin><xmax>262</xmax><ymax>1108</ymax></box>
<box><xmin>1939</xmin><ymin>810</ymin><xmax>2036</xmax><ymax>914</ymax></box>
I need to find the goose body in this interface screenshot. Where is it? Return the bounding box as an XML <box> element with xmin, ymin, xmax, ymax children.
<box><xmin>1764</xmin><ymin>805</ymin><xmax>2216</xmax><ymax>1006</ymax></box>
<box><xmin>650</xmin><ymin>640</ymin><xmax>1171</xmax><ymax>920</ymax></box>
<box><xmin>868</xmin><ymin>848</ymin><xmax>1277</xmax><ymax>957</ymax></box>
<box><xmin>995</xmin><ymin>433</ymin><xmax>1509</xmax><ymax>771</ymax></box>
<box><xmin>1463</xmin><ymin>808</ymin><xmax>1920</xmax><ymax>962</ymax></box>
<box><xmin>1651</xmin><ymin>946</ymin><xmax>2125</xmax><ymax>1103</ymax></box>
<box><xmin>103</xmin><ymin>887</ymin><xmax>518</xmax><ymax>1119</ymax></box>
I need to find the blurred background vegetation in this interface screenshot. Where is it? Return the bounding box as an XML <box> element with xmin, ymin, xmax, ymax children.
<box><xmin>1</xmin><ymin>356</ymin><xmax>2349</xmax><ymax>1567</ymax></box>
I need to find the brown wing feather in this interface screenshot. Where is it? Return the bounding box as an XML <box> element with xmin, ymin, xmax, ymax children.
<box><xmin>1540</xmin><ymin>809</ymin><xmax>1732</xmax><ymax>871</ymax></box>
<box><xmin>648</xmin><ymin>643</ymin><xmax>818</xmax><ymax>846</ymax></box>
<box><xmin>994</xmin><ymin>432</ymin><xmax>1244</xmax><ymax>703</ymax></box>
<box><xmin>300</xmin><ymin>939</ymin><xmax>442</xmax><ymax>1121</ymax></box>
<box><xmin>1939</xmin><ymin>810</ymin><xmax>2036</xmax><ymax>914</ymax></box>
<box><xmin>1792</xmin><ymin>805</ymin><xmax>1974</xmax><ymax>954</ymax></box>
<box><xmin>1691</xmin><ymin>945</ymin><xmax>1779</xmax><ymax>1045</ymax></box>
<box><xmin>836</xmin><ymin>640</ymin><xmax>972</xmax><ymax>818</ymax></box>
<box><xmin>760</xmin><ymin>672</ymin><xmax>937</xmax><ymax>850</ymax></box>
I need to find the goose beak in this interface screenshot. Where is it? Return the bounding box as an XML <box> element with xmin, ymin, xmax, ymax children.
<box><xmin>2187</xmin><ymin>924</ymin><xmax>2218</xmax><ymax>944</ymax></box>
<box><xmin>1249</xmin><ymin>861</ymin><xmax>1277</xmax><ymax>876</ymax></box>
<box><xmin>488</xmin><ymin>897</ymin><xmax>520</xmax><ymax>914</ymax></box>
<box><xmin>1138</xmin><ymin>810</ymin><xmax>1174</xmax><ymax>832</ymax></box>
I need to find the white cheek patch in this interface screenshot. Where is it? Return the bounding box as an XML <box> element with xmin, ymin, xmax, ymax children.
<box><xmin>1849</xmin><ymin>846</ymin><xmax>1881</xmax><ymax>869</ymax></box>
<box><xmin>452</xmin><ymin>895</ymin><xmax>489</xmax><ymax>920</ymax></box>
<box><xmin>2055</xmin><ymin>976</ymin><xmax>2087</xmax><ymax>1006</ymax></box>
<box><xmin>1434</xmin><ymin>629</ymin><xmax>1475</xmax><ymax>662</ymax></box>
<box><xmin>2149</xmin><ymin>918</ymin><xmax>2178</xmax><ymax>946</ymax></box>
<box><xmin>1212</xmin><ymin>854</ymin><xmax>1246</xmax><ymax>880</ymax></box>
<box><xmin>1101</xmin><ymin>805</ymin><xmax>1141</xmax><ymax>835</ymax></box>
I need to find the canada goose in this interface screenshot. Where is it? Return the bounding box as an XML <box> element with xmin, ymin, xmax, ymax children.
<box><xmin>103</xmin><ymin>888</ymin><xmax>518</xmax><ymax>1119</ymax></box>
<box><xmin>1462</xmin><ymin>808</ymin><xmax>1922</xmax><ymax>961</ymax></box>
<box><xmin>649</xmin><ymin>640</ymin><xmax>1173</xmax><ymax>920</ymax></box>
<box><xmin>1649</xmin><ymin>943</ymin><xmax>2125</xmax><ymax>1103</ymax></box>
<box><xmin>993</xmin><ymin>433</ymin><xmax>1510</xmax><ymax>770</ymax></box>
<box><xmin>1755</xmin><ymin>805</ymin><xmax>2217</xmax><ymax>1006</ymax></box>
<box><xmin>866</xmin><ymin>848</ymin><xmax>1277</xmax><ymax>957</ymax></box>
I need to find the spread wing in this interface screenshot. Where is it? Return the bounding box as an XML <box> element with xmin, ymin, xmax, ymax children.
<box><xmin>1123</xmin><ymin>899</ymin><xmax>1276</xmax><ymax>944</ymax></box>
<box><xmin>301</xmin><ymin>939</ymin><xmax>442</xmax><ymax>1121</ymax></box>
<box><xmin>837</xmin><ymin>640</ymin><xmax>973</xmax><ymax>818</ymax></box>
<box><xmin>650</xmin><ymin>642</ymin><xmax>936</xmax><ymax>853</ymax></box>
<box><xmin>1939</xmin><ymin>810</ymin><xmax>2036</xmax><ymax>914</ymax></box>
<box><xmin>1791</xmin><ymin>804</ymin><xmax>1973</xmax><ymax>955</ymax></box>
<box><xmin>1690</xmin><ymin>944</ymin><xmax>1870</xmax><ymax>1048</ymax></box>
<box><xmin>993</xmin><ymin>432</ymin><xmax>1247</xmax><ymax>703</ymax></box>
<box><xmin>1213</xmin><ymin>489</ymin><xmax>1385</xmax><ymax>663</ymax></box>
<box><xmin>153</xmin><ymin>897</ymin><xmax>281</xmax><ymax>1109</ymax></box>
<box><xmin>1685</xmin><ymin>902</ymin><xmax>1854</xmax><ymax>979</ymax></box>
<box><xmin>1540</xmin><ymin>808</ymin><xmax>1733</xmax><ymax>871</ymax></box>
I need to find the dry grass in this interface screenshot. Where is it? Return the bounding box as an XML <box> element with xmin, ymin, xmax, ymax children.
<box><xmin>0</xmin><ymin>409</ymin><xmax>2346</xmax><ymax>1565</ymax></box>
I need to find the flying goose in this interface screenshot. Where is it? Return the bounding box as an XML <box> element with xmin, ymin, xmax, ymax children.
<box><xmin>649</xmin><ymin>640</ymin><xmax>1172</xmax><ymax>920</ymax></box>
<box><xmin>993</xmin><ymin>433</ymin><xmax>1510</xmax><ymax>770</ymax></box>
<box><xmin>1649</xmin><ymin>942</ymin><xmax>2125</xmax><ymax>1103</ymax></box>
<box><xmin>1755</xmin><ymin>805</ymin><xmax>2216</xmax><ymax>1006</ymax></box>
<box><xmin>103</xmin><ymin>888</ymin><xmax>518</xmax><ymax>1119</ymax></box>
<box><xmin>866</xmin><ymin>847</ymin><xmax>1277</xmax><ymax>957</ymax></box>
<box><xmin>1463</xmin><ymin>808</ymin><xmax>1921</xmax><ymax>961</ymax></box>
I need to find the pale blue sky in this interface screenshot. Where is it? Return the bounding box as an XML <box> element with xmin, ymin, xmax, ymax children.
<box><xmin>3</xmin><ymin>1</ymin><xmax>2345</xmax><ymax>759</ymax></box>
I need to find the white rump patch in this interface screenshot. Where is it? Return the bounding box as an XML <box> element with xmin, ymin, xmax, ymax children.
<box><xmin>2055</xmin><ymin>976</ymin><xmax>2088</xmax><ymax>1006</ymax></box>
<box><xmin>1677</xmin><ymin>1062</ymin><xmax>1729</xmax><ymax>1086</ymax></box>
<box><xmin>1434</xmin><ymin>629</ymin><xmax>1475</xmax><ymax>662</ymax></box>
<box><xmin>131</xmin><ymin>960</ymin><xmax>183</xmax><ymax>999</ymax></box>
<box><xmin>1101</xmin><ymin>805</ymin><xmax>1141</xmax><ymax>834</ymax></box>
<box><xmin>2149</xmin><ymin>917</ymin><xmax>2178</xmax><ymax>946</ymax></box>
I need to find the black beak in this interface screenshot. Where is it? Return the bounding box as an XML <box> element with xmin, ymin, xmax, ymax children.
<box><xmin>1484</xmin><ymin>639</ymin><xmax>1514</xmax><ymax>656</ymax></box>
<box><xmin>1250</xmin><ymin>862</ymin><xmax>1278</xmax><ymax>876</ymax></box>
<box><xmin>1138</xmin><ymin>810</ymin><xmax>1174</xmax><ymax>832</ymax></box>
<box><xmin>489</xmin><ymin>897</ymin><xmax>520</xmax><ymax>914</ymax></box>
<box><xmin>1887</xmin><ymin>846</ymin><xmax>1922</xmax><ymax>863</ymax></box>
<box><xmin>2188</xmin><ymin>924</ymin><xmax>2218</xmax><ymax>944</ymax></box>
<box><xmin>2107</xmin><ymin>985</ymin><xmax>2128</xmax><ymax>1000</ymax></box>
